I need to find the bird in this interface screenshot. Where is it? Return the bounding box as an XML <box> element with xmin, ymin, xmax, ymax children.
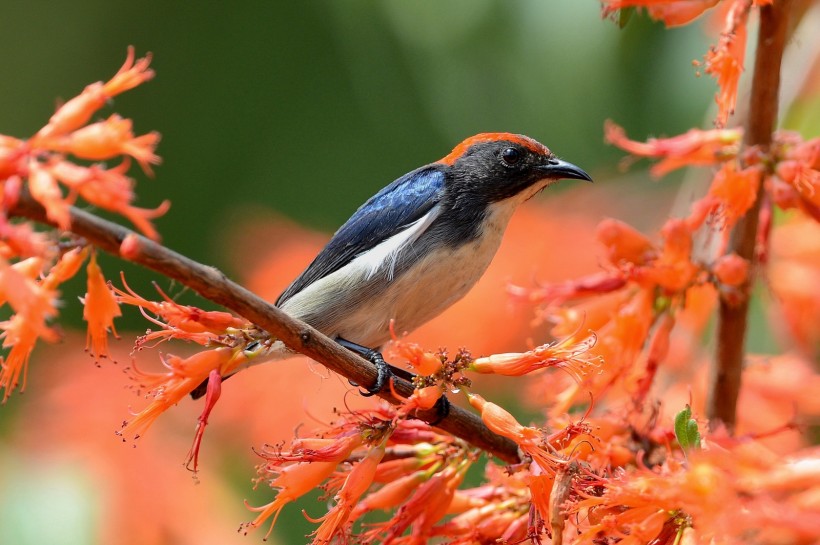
<box><xmin>191</xmin><ymin>133</ymin><xmax>591</xmax><ymax>400</ymax></box>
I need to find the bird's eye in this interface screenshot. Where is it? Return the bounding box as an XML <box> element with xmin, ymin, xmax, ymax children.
<box><xmin>500</xmin><ymin>147</ymin><xmax>522</xmax><ymax>166</ymax></box>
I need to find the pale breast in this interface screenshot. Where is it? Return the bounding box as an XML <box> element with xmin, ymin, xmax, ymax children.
<box><xmin>279</xmin><ymin>195</ymin><xmax>530</xmax><ymax>348</ymax></box>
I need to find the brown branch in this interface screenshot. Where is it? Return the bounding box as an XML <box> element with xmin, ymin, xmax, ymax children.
<box><xmin>709</xmin><ymin>0</ymin><xmax>792</xmax><ymax>431</ymax></box>
<box><xmin>9</xmin><ymin>191</ymin><xmax>521</xmax><ymax>464</ymax></box>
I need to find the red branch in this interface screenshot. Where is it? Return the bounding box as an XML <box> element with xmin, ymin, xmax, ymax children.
<box><xmin>709</xmin><ymin>0</ymin><xmax>792</xmax><ymax>431</ymax></box>
<box><xmin>9</xmin><ymin>190</ymin><xmax>521</xmax><ymax>464</ymax></box>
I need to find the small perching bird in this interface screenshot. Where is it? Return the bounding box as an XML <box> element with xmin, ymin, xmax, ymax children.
<box><xmin>192</xmin><ymin>133</ymin><xmax>591</xmax><ymax>399</ymax></box>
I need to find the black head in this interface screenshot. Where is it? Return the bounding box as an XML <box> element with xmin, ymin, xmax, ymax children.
<box><xmin>437</xmin><ymin>133</ymin><xmax>591</xmax><ymax>203</ymax></box>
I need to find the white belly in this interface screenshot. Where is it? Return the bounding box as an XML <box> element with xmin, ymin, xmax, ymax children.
<box><xmin>280</xmin><ymin>195</ymin><xmax>534</xmax><ymax>348</ymax></box>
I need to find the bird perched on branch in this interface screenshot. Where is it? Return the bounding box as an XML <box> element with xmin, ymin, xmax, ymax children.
<box><xmin>192</xmin><ymin>133</ymin><xmax>591</xmax><ymax>399</ymax></box>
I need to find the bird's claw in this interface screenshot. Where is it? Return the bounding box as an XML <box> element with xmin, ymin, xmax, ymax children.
<box><xmin>359</xmin><ymin>349</ymin><xmax>391</xmax><ymax>396</ymax></box>
<box><xmin>427</xmin><ymin>394</ymin><xmax>451</xmax><ymax>426</ymax></box>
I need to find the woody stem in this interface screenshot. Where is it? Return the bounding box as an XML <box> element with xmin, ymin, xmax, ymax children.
<box><xmin>708</xmin><ymin>0</ymin><xmax>792</xmax><ymax>431</ymax></box>
<box><xmin>9</xmin><ymin>190</ymin><xmax>521</xmax><ymax>464</ymax></box>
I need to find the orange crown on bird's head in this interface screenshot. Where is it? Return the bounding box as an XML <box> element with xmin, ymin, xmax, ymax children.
<box><xmin>439</xmin><ymin>133</ymin><xmax>551</xmax><ymax>165</ymax></box>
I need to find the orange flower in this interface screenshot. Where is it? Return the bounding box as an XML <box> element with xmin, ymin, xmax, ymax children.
<box><xmin>81</xmin><ymin>252</ymin><xmax>121</xmax><ymax>360</ymax></box>
<box><xmin>597</xmin><ymin>218</ymin><xmax>657</xmax><ymax>266</ymax></box>
<box><xmin>389</xmin><ymin>340</ymin><xmax>442</xmax><ymax>377</ymax></box>
<box><xmin>713</xmin><ymin>252</ymin><xmax>749</xmax><ymax>287</ymax></box>
<box><xmin>366</xmin><ymin>462</ymin><xmax>467</xmax><ymax>544</ymax></box>
<box><xmin>246</xmin><ymin>430</ymin><xmax>366</xmax><ymax>539</ymax></box>
<box><xmin>633</xmin><ymin>312</ymin><xmax>675</xmax><ymax>405</ymax></box>
<box><xmin>42</xmin><ymin>114</ymin><xmax>161</xmax><ymax>175</ymax></box>
<box><xmin>0</xmin><ymin>258</ymin><xmax>60</xmax><ymax>401</ymax></box>
<box><xmin>27</xmin><ymin>160</ymin><xmax>71</xmax><ymax>230</ymax></box>
<box><xmin>777</xmin><ymin>159</ymin><xmax>820</xmax><ymax>208</ymax></box>
<box><xmin>707</xmin><ymin>161</ymin><xmax>762</xmax><ymax>228</ymax></box>
<box><xmin>42</xmin><ymin>247</ymin><xmax>88</xmax><ymax>288</ymax></box>
<box><xmin>49</xmin><ymin>159</ymin><xmax>170</xmax><ymax>240</ymax></box>
<box><xmin>119</xmin><ymin>346</ymin><xmax>243</xmax><ymax>439</ymax></box>
<box><xmin>309</xmin><ymin>439</ymin><xmax>387</xmax><ymax>544</ymax></box>
<box><xmin>629</xmin><ymin>219</ymin><xmax>699</xmax><ymax>292</ymax></box>
<box><xmin>0</xmin><ymin>136</ymin><xmax>25</xmax><ymax>180</ymax></box>
<box><xmin>246</xmin><ymin>460</ymin><xmax>340</xmax><ymax>540</ymax></box>
<box><xmin>470</xmin><ymin>327</ymin><xmax>600</xmax><ymax>378</ymax></box>
<box><xmin>351</xmin><ymin>468</ymin><xmax>434</xmax><ymax>518</ymax></box>
<box><xmin>605</xmin><ymin>120</ymin><xmax>741</xmax><ymax>177</ymax></box>
<box><xmin>468</xmin><ymin>393</ymin><xmax>565</xmax><ymax>474</ymax></box>
<box><xmin>111</xmin><ymin>275</ymin><xmax>248</xmax><ymax>345</ymax></box>
<box><xmin>33</xmin><ymin>46</ymin><xmax>154</xmax><ymax>140</ymax></box>
<box><xmin>703</xmin><ymin>0</ymin><xmax>751</xmax><ymax>127</ymax></box>
<box><xmin>601</xmin><ymin>0</ymin><xmax>720</xmax><ymax>27</ymax></box>
<box><xmin>0</xmin><ymin>213</ymin><xmax>50</xmax><ymax>260</ymax></box>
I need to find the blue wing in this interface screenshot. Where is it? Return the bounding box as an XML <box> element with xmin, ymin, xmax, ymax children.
<box><xmin>276</xmin><ymin>165</ymin><xmax>446</xmax><ymax>306</ymax></box>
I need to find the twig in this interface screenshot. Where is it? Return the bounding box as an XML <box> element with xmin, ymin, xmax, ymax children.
<box><xmin>9</xmin><ymin>190</ymin><xmax>521</xmax><ymax>464</ymax></box>
<box><xmin>709</xmin><ymin>0</ymin><xmax>792</xmax><ymax>431</ymax></box>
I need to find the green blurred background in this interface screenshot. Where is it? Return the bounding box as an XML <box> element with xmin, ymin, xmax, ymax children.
<box><xmin>0</xmin><ymin>1</ymin><xmax>793</xmax><ymax>544</ymax></box>
<box><xmin>0</xmin><ymin>0</ymin><xmax>715</xmax><ymax>274</ymax></box>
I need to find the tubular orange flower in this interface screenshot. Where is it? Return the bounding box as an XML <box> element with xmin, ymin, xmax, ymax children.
<box><xmin>605</xmin><ymin>120</ymin><xmax>741</xmax><ymax>177</ymax></box>
<box><xmin>246</xmin><ymin>460</ymin><xmax>340</xmax><ymax>540</ymax></box>
<box><xmin>597</xmin><ymin>218</ymin><xmax>657</xmax><ymax>267</ymax></box>
<box><xmin>309</xmin><ymin>439</ymin><xmax>387</xmax><ymax>544</ymax></box>
<box><xmin>269</xmin><ymin>433</ymin><xmax>364</xmax><ymax>463</ymax></box>
<box><xmin>389</xmin><ymin>331</ymin><xmax>443</xmax><ymax>376</ymax></box>
<box><xmin>601</xmin><ymin>0</ymin><xmax>720</xmax><ymax>27</ymax></box>
<box><xmin>707</xmin><ymin>161</ymin><xmax>762</xmax><ymax>228</ymax></box>
<box><xmin>633</xmin><ymin>312</ymin><xmax>675</xmax><ymax>405</ymax></box>
<box><xmin>0</xmin><ymin>258</ymin><xmax>59</xmax><ymax>401</ymax></box>
<box><xmin>470</xmin><ymin>327</ymin><xmax>600</xmax><ymax>378</ymax></box>
<box><xmin>81</xmin><ymin>252</ymin><xmax>121</xmax><ymax>360</ymax></box>
<box><xmin>42</xmin><ymin>247</ymin><xmax>89</xmax><ymax>289</ymax></box>
<box><xmin>184</xmin><ymin>369</ymin><xmax>222</xmax><ymax>474</ymax></box>
<box><xmin>713</xmin><ymin>252</ymin><xmax>749</xmax><ymax>287</ymax></box>
<box><xmin>351</xmin><ymin>468</ymin><xmax>434</xmax><ymax>519</ymax></box>
<box><xmin>111</xmin><ymin>275</ymin><xmax>248</xmax><ymax>345</ymax></box>
<box><xmin>777</xmin><ymin>159</ymin><xmax>820</xmax><ymax>210</ymax></box>
<box><xmin>368</xmin><ymin>461</ymin><xmax>467</xmax><ymax>545</ymax></box>
<box><xmin>33</xmin><ymin>46</ymin><xmax>154</xmax><ymax>140</ymax></box>
<box><xmin>627</xmin><ymin>219</ymin><xmax>699</xmax><ymax>292</ymax></box>
<box><xmin>42</xmin><ymin>115</ymin><xmax>161</xmax><ymax>175</ymax></box>
<box><xmin>0</xmin><ymin>213</ymin><xmax>50</xmax><ymax>260</ymax></box>
<box><xmin>27</xmin><ymin>160</ymin><xmax>71</xmax><ymax>230</ymax></box>
<box><xmin>247</xmin><ymin>430</ymin><xmax>367</xmax><ymax>539</ymax></box>
<box><xmin>49</xmin><ymin>159</ymin><xmax>170</xmax><ymax>240</ymax></box>
<box><xmin>468</xmin><ymin>393</ymin><xmax>565</xmax><ymax>474</ymax></box>
<box><xmin>509</xmin><ymin>271</ymin><xmax>627</xmax><ymax>307</ymax></box>
<box><xmin>119</xmin><ymin>346</ymin><xmax>242</xmax><ymax>439</ymax></box>
<box><xmin>0</xmin><ymin>136</ymin><xmax>25</xmax><ymax>180</ymax></box>
<box><xmin>703</xmin><ymin>0</ymin><xmax>751</xmax><ymax>127</ymax></box>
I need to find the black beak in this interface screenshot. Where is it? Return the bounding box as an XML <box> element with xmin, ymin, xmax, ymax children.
<box><xmin>538</xmin><ymin>157</ymin><xmax>593</xmax><ymax>182</ymax></box>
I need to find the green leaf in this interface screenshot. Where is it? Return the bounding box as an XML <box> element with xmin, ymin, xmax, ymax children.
<box><xmin>686</xmin><ymin>419</ymin><xmax>701</xmax><ymax>450</ymax></box>
<box><xmin>674</xmin><ymin>405</ymin><xmax>700</xmax><ymax>452</ymax></box>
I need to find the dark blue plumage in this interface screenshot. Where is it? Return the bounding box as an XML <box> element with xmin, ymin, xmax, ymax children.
<box><xmin>276</xmin><ymin>165</ymin><xmax>446</xmax><ymax>306</ymax></box>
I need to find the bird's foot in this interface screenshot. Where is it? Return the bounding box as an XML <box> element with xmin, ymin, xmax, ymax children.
<box><xmin>427</xmin><ymin>394</ymin><xmax>451</xmax><ymax>426</ymax></box>
<box><xmin>337</xmin><ymin>337</ymin><xmax>410</xmax><ymax>396</ymax></box>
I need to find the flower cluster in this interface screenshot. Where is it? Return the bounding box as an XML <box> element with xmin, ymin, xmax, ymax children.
<box><xmin>0</xmin><ymin>48</ymin><xmax>164</xmax><ymax>402</ymax></box>
<box><xmin>243</xmin><ymin>402</ymin><xmax>598</xmax><ymax>544</ymax></box>
<box><xmin>601</xmin><ymin>0</ymin><xmax>772</xmax><ymax>126</ymax></box>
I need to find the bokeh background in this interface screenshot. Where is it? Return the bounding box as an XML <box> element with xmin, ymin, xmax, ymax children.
<box><xmin>0</xmin><ymin>1</ymin><xmax>818</xmax><ymax>544</ymax></box>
